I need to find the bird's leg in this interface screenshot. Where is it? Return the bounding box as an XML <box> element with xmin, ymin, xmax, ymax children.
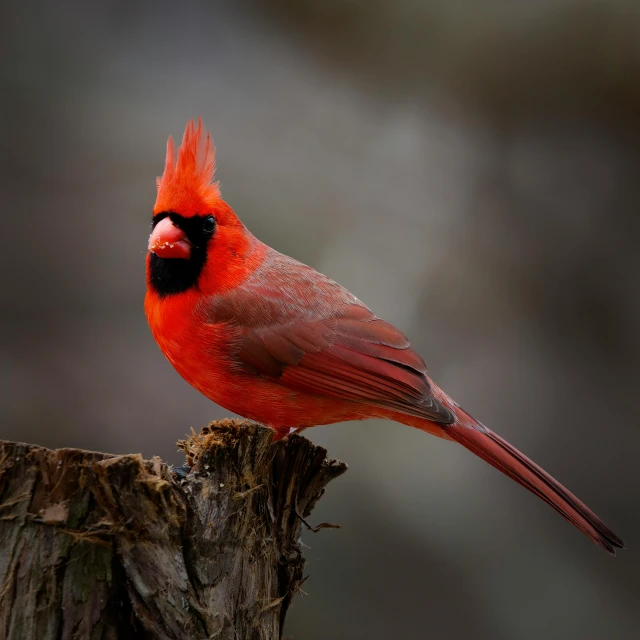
<box><xmin>271</xmin><ymin>426</ymin><xmax>301</xmax><ymax>442</ymax></box>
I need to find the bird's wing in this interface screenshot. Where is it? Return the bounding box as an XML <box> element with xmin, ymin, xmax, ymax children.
<box><xmin>207</xmin><ymin>253</ymin><xmax>454</xmax><ymax>424</ymax></box>
<box><xmin>239</xmin><ymin>306</ymin><xmax>454</xmax><ymax>424</ymax></box>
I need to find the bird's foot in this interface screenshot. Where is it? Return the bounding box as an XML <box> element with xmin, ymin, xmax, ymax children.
<box><xmin>271</xmin><ymin>427</ymin><xmax>300</xmax><ymax>442</ymax></box>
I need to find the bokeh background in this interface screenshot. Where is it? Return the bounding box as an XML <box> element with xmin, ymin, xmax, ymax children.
<box><xmin>2</xmin><ymin>1</ymin><xmax>639</xmax><ymax>638</ymax></box>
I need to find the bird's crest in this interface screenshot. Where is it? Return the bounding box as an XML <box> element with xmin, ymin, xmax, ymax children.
<box><xmin>154</xmin><ymin>118</ymin><xmax>221</xmax><ymax>216</ymax></box>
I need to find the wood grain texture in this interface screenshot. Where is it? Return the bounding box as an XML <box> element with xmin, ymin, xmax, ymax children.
<box><xmin>0</xmin><ymin>420</ymin><xmax>346</xmax><ymax>640</ymax></box>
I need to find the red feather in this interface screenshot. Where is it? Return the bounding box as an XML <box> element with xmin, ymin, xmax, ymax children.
<box><xmin>446</xmin><ymin>406</ymin><xmax>625</xmax><ymax>554</ymax></box>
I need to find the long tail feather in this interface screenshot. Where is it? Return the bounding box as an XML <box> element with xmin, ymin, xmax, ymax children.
<box><xmin>445</xmin><ymin>410</ymin><xmax>625</xmax><ymax>554</ymax></box>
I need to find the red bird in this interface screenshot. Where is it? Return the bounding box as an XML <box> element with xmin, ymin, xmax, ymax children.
<box><xmin>146</xmin><ymin>119</ymin><xmax>624</xmax><ymax>554</ymax></box>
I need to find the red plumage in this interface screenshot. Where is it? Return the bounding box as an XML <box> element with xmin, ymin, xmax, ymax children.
<box><xmin>145</xmin><ymin>120</ymin><xmax>624</xmax><ymax>554</ymax></box>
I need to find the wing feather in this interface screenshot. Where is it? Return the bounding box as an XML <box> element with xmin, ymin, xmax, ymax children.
<box><xmin>208</xmin><ymin>250</ymin><xmax>455</xmax><ymax>425</ymax></box>
<box><xmin>236</xmin><ymin>307</ymin><xmax>453</xmax><ymax>424</ymax></box>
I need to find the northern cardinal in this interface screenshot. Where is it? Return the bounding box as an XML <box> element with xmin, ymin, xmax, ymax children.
<box><xmin>146</xmin><ymin>119</ymin><xmax>624</xmax><ymax>554</ymax></box>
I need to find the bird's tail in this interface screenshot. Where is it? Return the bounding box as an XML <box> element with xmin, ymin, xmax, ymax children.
<box><xmin>444</xmin><ymin>406</ymin><xmax>625</xmax><ymax>555</ymax></box>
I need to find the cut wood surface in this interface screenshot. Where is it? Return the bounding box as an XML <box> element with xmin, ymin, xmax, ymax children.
<box><xmin>0</xmin><ymin>420</ymin><xmax>347</xmax><ymax>640</ymax></box>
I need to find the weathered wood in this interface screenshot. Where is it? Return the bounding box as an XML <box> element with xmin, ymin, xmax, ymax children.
<box><xmin>0</xmin><ymin>419</ymin><xmax>346</xmax><ymax>640</ymax></box>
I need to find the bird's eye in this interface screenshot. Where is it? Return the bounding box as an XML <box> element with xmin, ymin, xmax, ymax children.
<box><xmin>202</xmin><ymin>216</ymin><xmax>216</xmax><ymax>234</ymax></box>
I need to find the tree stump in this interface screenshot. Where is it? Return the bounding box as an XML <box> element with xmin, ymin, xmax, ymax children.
<box><xmin>0</xmin><ymin>419</ymin><xmax>346</xmax><ymax>640</ymax></box>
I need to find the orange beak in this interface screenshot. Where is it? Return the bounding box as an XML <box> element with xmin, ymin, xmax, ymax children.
<box><xmin>148</xmin><ymin>217</ymin><xmax>191</xmax><ymax>260</ymax></box>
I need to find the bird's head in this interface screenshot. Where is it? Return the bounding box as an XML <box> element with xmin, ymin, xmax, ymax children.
<box><xmin>147</xmin><ymin>119</ymin><xmax>260</xmax><ymax>297</ymax></box>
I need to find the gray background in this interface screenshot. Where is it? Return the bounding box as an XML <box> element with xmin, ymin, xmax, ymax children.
<box><xmin>1</xmin><ymin>1</ymin><xmax>638</xmax><ymax>638</ymax></box>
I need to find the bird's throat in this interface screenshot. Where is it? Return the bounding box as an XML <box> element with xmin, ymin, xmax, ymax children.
<box><xmin>147</xmin><ymin>251</ymin><xmax>207</xmax><ymax>297</ymax></box>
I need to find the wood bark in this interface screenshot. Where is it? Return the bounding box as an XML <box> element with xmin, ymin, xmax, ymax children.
<box><xmin>0</xmin><ymin>420</ymin><xmax>346</xmax><ymax>640</ymax></box>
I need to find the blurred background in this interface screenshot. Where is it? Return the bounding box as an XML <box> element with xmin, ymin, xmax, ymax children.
<box><xmin>2</xmin><ymin>0</ymin><xmax>639</xmax><ymax>637</ymax></box>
